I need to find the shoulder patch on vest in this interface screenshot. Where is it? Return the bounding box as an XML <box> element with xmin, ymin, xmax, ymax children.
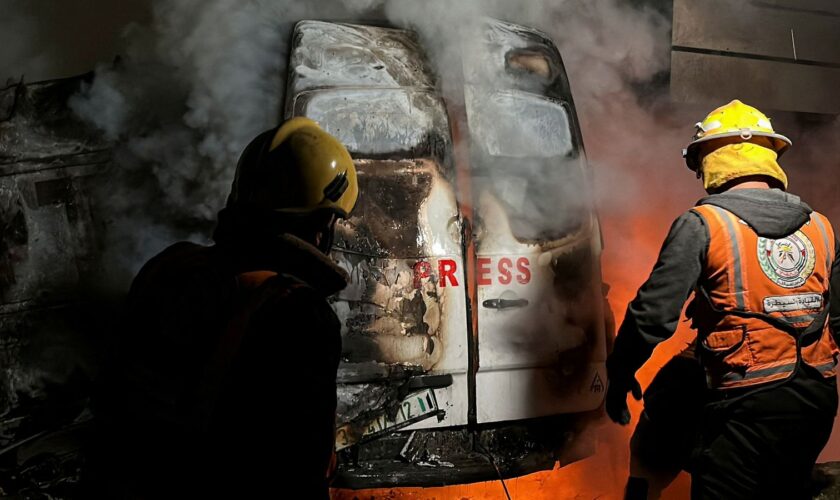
<box><xmin>757</xmin><ymin>231</ymin><xmax>816</xmax><ymax>288</ymax></box>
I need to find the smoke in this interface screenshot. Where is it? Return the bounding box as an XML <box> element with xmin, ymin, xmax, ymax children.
<box><xmin>59</xmin><ymin>0</ymin><xmax>686</xmax><ymax>288</ymax></box>
<box><xmin>3</xmin><ymin>1</ymin><xmax>836</xmax><ymax>494</ymax></box>
<box><xmin>64</xmin><ymin>0</ymin><xmax>687</xmax><ymax>496</ymax></box>
<box><xmin>65</xmin><ymin>1</ymin><xmax>273</xmax><ymax>282</ymax></box>
<box><xmin>374</xmin><ymin>2</ymin><xmax>694</xmax><ymax>498</ymax></box>
<box><xmin>778</xmin><ymin>114</ymin><xmax>840</xmax><ymax>222</ymax></box>
<box><xmin>378</xmin><ymin>1</ymin><xmax>691</xmax><ymax>498</ymax></box>
<box><xmin>380</xmin><ymin>0</ymin><xmax>699</xmax><ymax>321</ymax></box>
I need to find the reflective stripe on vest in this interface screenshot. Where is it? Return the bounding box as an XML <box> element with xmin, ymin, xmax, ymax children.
<box><xmin>813</xmin><ymin>214</ymin><xmax>834</xmax><ymax>288</ymax></box>
<box><xmin>690</xmin><ymin>203</ymin><xmax>838</xmax><ymax>390</ymax></box>
<box><xmin>702</xmin><ymin>205</ymin><xmax>748</xmax><ymax>311</ymax></box>
<box><xmin>720</xmin><ymin>359</ymin><xmax>836</xmax><ymax>385</ymax></box>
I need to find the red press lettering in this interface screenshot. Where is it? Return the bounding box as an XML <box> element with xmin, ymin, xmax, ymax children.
<box><xmin>498</xmin><ymin>257</ymin><xmax>513</xmax><ymax>285</ymax></box>
<box><xmin>477</xmin><ymin>257</ymin><xmax>492</xmax><ymax>286</ymax></box>
<box><xmin>516</xmin><ymin>257</ymin><xmax>531</xmax><ymax>284</ymax></box>
<box><xmin>413</xmin><ymin>261</ymin><xmax>432</xmax><ymax>289</ymax></box>
<box><xmin>438</xmin><ymin>259</ymin><xmax>459</xmax><ymax>287</ymax></box>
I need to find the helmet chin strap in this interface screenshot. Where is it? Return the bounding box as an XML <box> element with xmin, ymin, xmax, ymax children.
<box><xmin>316</xmin><ymin>217</ymin><xmax>338</xmax><ymax>255</ymax></box>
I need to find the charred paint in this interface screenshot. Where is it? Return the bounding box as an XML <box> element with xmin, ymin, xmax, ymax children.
<box><xmin>0</xmin><ymin>77</ymin><xmax>107</xmax><ymax>497</ymax></box>
<box><xmin>328</xmin><ymin>158</ymin><xmax>465</xmax><ymax>428</ymax></box>
<box><xmin>276</xmin><ymin>16</ymin><xmax>610</xmax><ymax>486</ymax></box>
<box><xmin>0</xmin><ymin>189</ymin><xmax>28</xmax><ymax>299</ymax></box>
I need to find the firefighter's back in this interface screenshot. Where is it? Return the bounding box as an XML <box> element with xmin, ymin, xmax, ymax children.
<box><xmin>90</xmin><ymin>237</ymin><xmax>343</xmax><ymax>498</ymax></box>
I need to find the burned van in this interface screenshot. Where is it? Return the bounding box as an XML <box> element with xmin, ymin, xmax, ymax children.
<box><xmin>0</xmin><ymin>17</ymin><xmax>608</xmax><ymax>493</ymax></box>
<box><xmin>285</xmin><ymin>19</ymin><xmax>608</xmax><ymax>486</ymax></box>
<box><xmin>0</xmin><ymin>76</ymin><xmax>105</xmax><ymax>495</ymax></box>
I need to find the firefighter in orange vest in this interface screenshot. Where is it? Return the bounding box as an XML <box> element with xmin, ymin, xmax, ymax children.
<box><xmin>90</xmin><ymin>118</ymin><xmax>357</xmax><ymax>498</ymax></box>
<box><xmin>606</xmin><ymin>100</ymin><xmax>840</xmax><ymax>499</ymax></box>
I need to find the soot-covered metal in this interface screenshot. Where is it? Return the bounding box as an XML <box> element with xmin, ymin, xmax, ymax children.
<box><xmin>286</xmin><ymin>19</ymin><xmax>608</xmax><ymax>487</ymax></box>
<box><xmin>0</xmin><ymin>16</ymin><xmax>609</xmax><ymax>494</ymax></box>
<box><xmin>0</xmin><ymin>77</ymin><xmax>108</xmax><ymax>497</ymax></box>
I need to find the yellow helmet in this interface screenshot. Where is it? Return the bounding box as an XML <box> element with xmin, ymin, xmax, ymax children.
<box><xmin>229</xmin><ymin>117</ymin><xmax>358</xmax><ymax>217</ymax></box>
<box><xmin>683</xmin><ymin>100</ymin><xmax>792</xmax><ymax>171</ymax></box>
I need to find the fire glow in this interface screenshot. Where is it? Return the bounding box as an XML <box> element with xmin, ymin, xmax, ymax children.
<box><xmin>330</xmin><ymin>204</ymin><xmax>695</xmax><ymax>499</ymax></box>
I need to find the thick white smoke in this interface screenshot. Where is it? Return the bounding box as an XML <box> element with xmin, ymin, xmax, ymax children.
<box><xmin>65</xmin><ymin>0</ymin><xmax>688</xmax><ymax>287</ymax></box>
<box><xmin>381</xmin><ymin>0</ymin><xmax>670</xmax><ymax>106</ymax></box>
<box><xmin>66</xmin><ymin>9</ymin><xmax>692</xmax><ymax>492</ymax></box>
<box><xmin>70</xmin><ymin>1</ymin><xmax>290</xmax><ymax>220</ymax></box>
<box><xmin>68</xmin><ymin>0</ymin><xmax>311</xmax><ymax>284</ymax></box>
<box><xmin>9</xmin><ymin>0</ymin><xmax>697</xmax><ymax>496</ymax></box>
<box><xmin>7</xmin><ymin>2</ymin><xmax>840</xmax><ymax>492</ymax></box>
<box><xmin>381</xmin><ymin>0</ymin><xmax>702</xmax><ymax>305</ymax></box>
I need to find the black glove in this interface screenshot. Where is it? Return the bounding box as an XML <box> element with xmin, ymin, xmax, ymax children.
<box><xmin>606</xmin><ymin>375</ymin><xmax>642</xmax><ymax>425</ymax></box>
<box><xmin>605</xmin><ymin>359</ymin><xmax>643</xmax><ymax>425</ymax></box>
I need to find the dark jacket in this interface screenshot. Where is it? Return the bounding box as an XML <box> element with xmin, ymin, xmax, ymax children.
<box><xmin>92</xmin><ymin>228</ymin><xmax>347</xmax><ymax>498</ymax></box>
<box><xmin>609</xmin><ymin>188</ymin><xmax>840</xmax><ymax>384</ymax></box>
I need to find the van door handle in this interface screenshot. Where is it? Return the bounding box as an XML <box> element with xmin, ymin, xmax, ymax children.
<box><xmin>482</xmin><ymin>298</ymin><xmax>529</xmax><ymax>309</ymax></box>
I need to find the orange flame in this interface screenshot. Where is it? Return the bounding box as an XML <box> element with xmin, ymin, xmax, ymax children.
<box><xmin>329</xmin><ymin>206</ymin><xmax>698</xmax><ymax>499</ymax></box>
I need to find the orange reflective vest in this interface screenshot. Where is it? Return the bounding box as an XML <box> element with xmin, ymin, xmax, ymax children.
<box><xmin>690</xmin><ymin>204</ymin><xmax>838</xmax><ymax>389</ymax></box>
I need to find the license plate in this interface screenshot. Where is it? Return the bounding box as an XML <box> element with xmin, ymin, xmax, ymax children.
<box><xmin>335</xmin><ymin>389</ymin><xmax>440</xmax><ymax>451</ymax></box>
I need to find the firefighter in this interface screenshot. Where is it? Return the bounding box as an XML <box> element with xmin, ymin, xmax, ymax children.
<box><xmin>606</xmin><ymin>100</ymin><xmax>840</xmax><ymax>499</ymax></box>
<box><xmin>90</xmin><ymin>117</ymin><xmax>357</xmax><ymax>499</ymax></box>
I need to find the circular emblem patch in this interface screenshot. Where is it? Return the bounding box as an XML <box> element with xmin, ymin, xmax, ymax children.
<box><xmin>757</xmin><ymin>231</ymin><xmax>816</xmax><ymax>289</ymax></box>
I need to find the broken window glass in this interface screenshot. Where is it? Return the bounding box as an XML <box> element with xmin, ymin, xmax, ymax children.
<box><xmin>471</xmin><ymin>156</ymin><xmax>588</xmax><ymax>244</ymax></box>
<box><xmin>289</xmin><ymin>21</ymin><xmax>436</xmax><ymax>95</ymax></box>
<box><xmin>465</xmin><ymin>87</ymin><xmax>573</xmax><ymax>158</ymax></box>
<box><xmin>465</xmin><ymin>88</ymin><xmax>588</xmax><ymax>243</ymax></box>
<box><xmin>506</xmin><ymin>50</ymin><xmax>554</xmax><ymax>81</ymax></box>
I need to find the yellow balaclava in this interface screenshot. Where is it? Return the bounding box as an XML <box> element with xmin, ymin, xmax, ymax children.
<box><xmin>700</xmin><ymin>142</ymin><xmax>788</xmax><ymax>192</ymax></box>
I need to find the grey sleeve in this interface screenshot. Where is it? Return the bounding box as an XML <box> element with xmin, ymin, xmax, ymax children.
<box><xmin>608</xmin><ymin>211</ymin><xmax>708</xmax><ymax>375</ymax></box>
<box><xmin>830</xmin><ymin>237</ymin><xmax>840</xmax><ymax>338</ymax></box>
